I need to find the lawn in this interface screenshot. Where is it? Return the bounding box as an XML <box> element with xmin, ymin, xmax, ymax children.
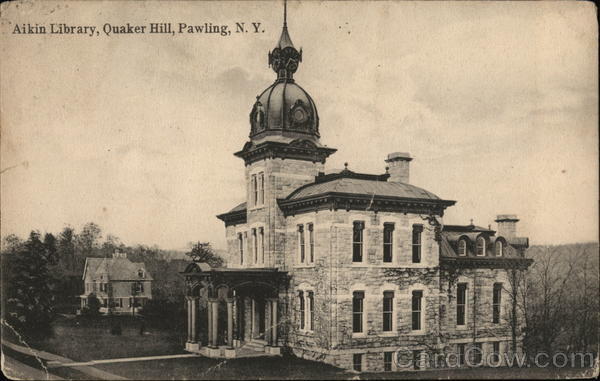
<box><xmin>96</xmin><ymin>355</ymin><xmax>350</xmax><ymax>380</ymax></box>
<box><xmin>28</xmin><ymin>314</ymin><xmax>187</xmax><ymax>362</ymax></box>
<box><xmin>96</xmin><ymin>356</ymin><xmax>597</xmax><ymax>380</ymax></box>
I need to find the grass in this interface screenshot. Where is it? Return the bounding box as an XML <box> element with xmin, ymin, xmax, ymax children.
<box><xmin>96</xmin><ymin>354</ymin><xmax>350</xmax><ymax>380</ymax></box>
<box><xmin>28</xmin><ymin>314</ymin><xmax>187</xmax><ymax>362</ymax></box>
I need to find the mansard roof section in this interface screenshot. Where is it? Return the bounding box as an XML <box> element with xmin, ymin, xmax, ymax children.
<box><xmin>278</xmin><ymin>169</ymin><xmax>455</xmax><ymax>216</ymax></box>
<box><xmin>439</xmin><ymin>226</ymin><xmax>531</xmax><ymax>270</ymax></box>
<box><xmin>216</xmin><ymin>201</ymin><xmax>247</xmax><ymax>227</ymax></box>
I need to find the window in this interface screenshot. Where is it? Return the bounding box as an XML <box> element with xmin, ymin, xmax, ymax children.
<box><xmin>245</xmin><ymin>232</ymin><xmax>250</xmax><ymax>263</ymax></box>
<box><xmin>298</xmin><ymin>225</ymin><xmax>305</xmax><ymax>264</ymax></box>
<box><xmin>352</xmin><ymin>221</ymin><xmax>364</xmax><ymax>263</ymax></box>
<box><xmin>258</xmin><ymin>227</ymin><xmax>264</xmax><ymax>264</ymax></box>
<box><xmin>298</xmin><ymin>291</ymin><xmax>305</xmax><ymax>330</ymax></box>
<box><xmin>133</xmin><ymin>282</ymin><xmax>144</xmax><ymax>293</ymax></box>
<box><xmin>493</xmin><ymin>283</ymin><xmax>502</xmax><ymax>323</ymax></box>
<box><xmin>384</xmin><ymin>351</ymin><xmax>394</xmax><ymax>372</ymax></box>
<box><xmin>412</xmin><ymin>225</ymin><xmax>423</xmax><ymax>263</ymax></box>
<box><xmin>383</xmin><ymin>291</ymin><xmax>394</xmax><ymax>332</ymax></box>
<box><xmin>117</xmin><ymin>298</ymin><xmax>123</xmax><ymax>308</ymax></box>
<box><xmin>138</xmin><ymin>269</ymin><xmax>145</xmax><ymax>278</ymax></box>
<box><xmin>353</xmin><ymin>354</ymin><xmax>363</xmax><ymax>372</ymax></box>
<box><xmin>252</xmin><ymin>228</ymin><xmax>257</xmax><ymax>264</ymax></box>
<box><xmin>252</xmin><ymin>174</ymin><xmax>258</xmax><ymax>206</ymax></box>
<box><xmin>457</xmin><ymin>283</ymin><xmax>467</xmax><ymax>326</ymax></box>
<box><xmin>308</xmin><ymin>223</ymin><xmax>314</xmax><ymax>264</ymax></box>
<box><xmin>258</xmin><ymin>172</ymin><xmax>264</xmax><ymax>205</ymax></box>
<box><xmin>99</xmin><ymin>283</ymin><xmax>106</xmax><ymax>292</ymax></box>
<box><xmin>495</xmin><ymin>240</ymin><xmax>503</xmax><ymax>257</ymax></box>
<box><xmin>476</xmin><ymin>236</ymin><xmax>486</xmax><ymax>256</ymax></box>
<box><xmin>307</xmin><ymin>291</ymin><xmax>314</xmax><ymax>331</ymax></box>
<box><xmin>383</xmin><ymin>223</ymin><xmax>394</xmax><ymax>263</ymax></box>
<box><xmin>457</xmin><ymin>344</ymin><xmax>466</xmax><ymax>366</ymax></box>
<box><xmin>412</xmin><ymin>290</ymin><xmax>423</xmax><ymax>330</ymax></box>
<box><xmin>352</xmin><ymin>291</ymin><xmax>364</xmax><ymax>333</ymax></box>
<box><xmin>238</xmin><ymin>233</ymin><xmax>244</xmax><ymax>265</ymax></box>
<box><xmin>458</xmin><ymin>239</ymin><xmax>467</xmax><ymax>256</ymax></box>
<box><xmin>102</xmin><ymin>298</ymin><xmax>108</xmax><ymax>307</ymax></box>
<box><xmin>413</xmin><ymin>350</ymin><xmax>422</xmax><ymax>370</ymax></box>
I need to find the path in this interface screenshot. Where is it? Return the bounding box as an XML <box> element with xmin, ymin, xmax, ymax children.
<box><xmin>2</xmin><ymin>340</ymin><xmax>126</xmax><ymax>380</ymax></box>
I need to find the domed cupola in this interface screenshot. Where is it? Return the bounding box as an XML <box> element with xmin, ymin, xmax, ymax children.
<box><xmin>249</xmin><ymin>2</ymin><xmax>319</xmax><ymax>142</ymax></box>
<box><xmin>236</xmin><ymin>1</ymin><xmax>336</xmax><ymax>166</ymax></box>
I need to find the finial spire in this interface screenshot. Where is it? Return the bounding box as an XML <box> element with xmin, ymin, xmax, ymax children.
<box><xmin>268</xmin><ymin>0</ymin><xmax>302</xmax><ymax>80</ymax></box>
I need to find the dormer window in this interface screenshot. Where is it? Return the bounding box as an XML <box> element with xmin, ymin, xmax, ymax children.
<box><xmin>458</xmin><ymin>239</ymin><xmax>467</xmax><ymax>256</ymax></box>
<box><xmin>476</xmin><ymin>237</ymin><xmax>486</xmax><ymax>256</ymax></box>
<box><xmin>495</xmin><ymin>240</ymin><xmax>504</xmax><ymax>257</ymax></box>
<box><xmin>138</xmin><ymin>269</ymin><xmax>145</xmax><ymax>278</ymax></box>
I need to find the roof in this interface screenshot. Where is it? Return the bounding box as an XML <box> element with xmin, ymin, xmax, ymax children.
<box><xmin>82</xmin><ymin>257</ymin><xmax>153</xmax><ymax>281</ymax></box>
<box><xmin>443</xmin><ymin>224</ymin><xmax>496</xmax><ymax>234</ymax></box>
<box><xmin>287</xmin><ymin>176</ymin><xmax>443</xmax><ymax>201</ymax></box>
<box><xmin>229</xmin><ymin>202</ymin><xmax>246</xmax><ymax>213</ymax></box>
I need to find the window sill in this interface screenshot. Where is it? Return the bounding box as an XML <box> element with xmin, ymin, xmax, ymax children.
<box><xmin>456</xmin><ymin>325</ymin><xmax>468</xmax><ymax>330</ymax></box>
<box><xmin>409</xmin><ymin>330</ymin><xmax>427</xmax><ymax>336</ymax></box>
<box><xmin>294</xmin><ymin>264</ymin><xmax>316</xmax><ymax>269</ymax></box>
<box><xmin>297</xmin><ymin>329</ymin><xmax>315</xmax><ymax>335</ymax></box>
<box><xmin>379</xmin><ymin>332</ymin><xmax>399</xmax><ymax>337</ymax></box>
<box><xmin>350</xmin><ymin>263</ymin><xmax>369</xmax><ymax>267</ymax></box>
<box><xmin>248</xmin><ymin>205</ymin><xmax>265</xmax><ymax>212</ymax></box>
<box><xmin>352</xmin><ymin>332</ymin><xmax>367</xmax><ymax>338</ymax></box>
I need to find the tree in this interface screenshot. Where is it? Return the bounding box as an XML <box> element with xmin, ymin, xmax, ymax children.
<box><xmin>186</xmin><ymin>242</ymin><xmax>224</xmax><ymax>268</ymax></box>
<box><xmin>5</xmin><ymin>231</ymin><xmax>55</xmax><ymax>338</ymax></box>
<box><xmin>83</xmin><ymin>293</ymin><xmax>101</xmax><ymax>316</ymax></box>
<box><xmin>57</xmin><ymin>226</ymin><xmax>76</xmax><ymax>273</ymax></box>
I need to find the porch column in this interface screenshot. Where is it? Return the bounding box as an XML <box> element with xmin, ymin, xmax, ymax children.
<box><xmin>251</xmin><ymin>298</ymin><xmax>256</xmax><ymax>339</ymax></box>
<box><xmin>190</xmin><ymin>297</ymin><xmax>197</xmax><ymax>343</ymax></box>
<box><xmin>186</xmin><ymin>297</ymin><xmax>192</xmax><ymax>342</ymax></box>
<box><xmin>265</xmin><ymin>300</ymin><xmax>272</xmax><ymax>344</ymax></box>
<box><xmin>227</xmin><ymin>298</ymin><xmax>234</xmax><ymax>348</ymax></box>
<box><xmin>271</xmin><ymin>299</ymin><xmax>278</xmax><ymax>346</ymax></box>
<box><xmin>211</xmin><ymin>299</ymin><xmax>219</xmax><ymax>347</ymax></box>
<box><xmin>207</xmin><ymin>299</ymin><xmax>213</xmax><ymax>347</ymax></box>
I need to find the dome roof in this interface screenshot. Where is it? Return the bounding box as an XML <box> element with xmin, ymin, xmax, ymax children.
<box><xmin>249</xmin><ymin>80</ymin><xmax>319</xmax><ymax>139</ymax></box>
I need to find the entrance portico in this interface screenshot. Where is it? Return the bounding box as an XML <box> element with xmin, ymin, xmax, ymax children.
<box><xmin>181</xmin><ymin>263</ymin><xmax>288</xmax><ymax>358</ymax></box>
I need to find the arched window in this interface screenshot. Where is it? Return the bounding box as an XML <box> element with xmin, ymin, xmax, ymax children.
<box><xmin>458</xmin><ymin>240</ymin><xmax>467</xmax><ymax>256</ymax></box>
<box><xmin>495</xmin><ymin>240</ymin><xmax>504</xmax><ymax>257</ymax></box>
<box><xmin>476</xmin><ymin>237</ymin><xmax>486</xmax><ymax>256</ymax></box>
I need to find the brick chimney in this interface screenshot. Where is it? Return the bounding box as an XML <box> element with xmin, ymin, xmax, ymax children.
<box><xmin>495</xmin><ymin>214</ymin><xmax>519</xmax><ymax>238</ymax></box>
<box><xmin>385</xmin><ymin>152</ymin><xmax>412</xmax><ymax>183</ymax></box>
<box><xmin>112</xmin><ymin>250</ymin><xmax>127</xmax><ymax>259</ymax></box>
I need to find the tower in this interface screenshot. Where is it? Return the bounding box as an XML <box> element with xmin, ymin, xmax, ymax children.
<box><xmin>232</xmin><ymin>2</ymin><xmax>336</xmax><ymax>268</ymax></box>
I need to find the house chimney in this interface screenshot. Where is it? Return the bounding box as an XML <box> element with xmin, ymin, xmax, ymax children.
<box><xmin>113</xmin><ymin>250</ymin><xmax>127</xmax><ymax>259</ymax></box>
<box><xmin>385</xmin><ymin>152</ymin><xmax>412</xmax><ymax>183</ymax></box>
<box><xmin>495</xmin><ymin>214</ymin><xmax>519</xmax><ymax>238</ymax></box>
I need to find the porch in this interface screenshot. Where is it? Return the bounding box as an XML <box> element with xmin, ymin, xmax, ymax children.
<box><xmin>181</xmin><ymin>263</ymin><xmax>288</xmax><ymax>358</ymax></box>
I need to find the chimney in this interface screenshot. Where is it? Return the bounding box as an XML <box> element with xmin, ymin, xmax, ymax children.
<box><xmin>495</xmin><ymin>214</ymin><xmax>519</xmax><ymax>238</ymax></box>
<box><xmin>113</xmin><ymin>250</ymin><xmax>127</xmax><ymax>259</ymax></box>
<box><xmin>385</xmin><ymin>152</ymin><xmax>412</xmax><ymax>183</ymax></box>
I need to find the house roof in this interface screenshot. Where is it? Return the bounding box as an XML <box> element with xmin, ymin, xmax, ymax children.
<box><xmin>286</xmin><ymin>176</ymin><xmax>442</xmax><ymax>201</ymax></box>
<box><xmin>82</xmin><ymin>257</ymin><xmax>153</xmax><ymax>281</ymax></box>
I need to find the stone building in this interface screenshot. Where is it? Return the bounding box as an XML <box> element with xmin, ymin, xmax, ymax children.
<box><xmin>181</xmin><ymin>7</ymin><xmax>532</xmax><ymax>372</ymax></box>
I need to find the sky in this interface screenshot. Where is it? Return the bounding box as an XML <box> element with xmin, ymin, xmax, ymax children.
<box><xmin>1</xmin><ymin>0</ymin><xmax>598</xmax><ymax>250</ymax></box>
